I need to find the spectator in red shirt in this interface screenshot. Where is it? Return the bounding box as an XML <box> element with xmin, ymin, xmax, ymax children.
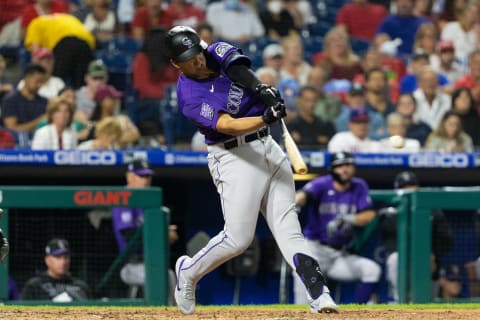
<box><xmin>166</xmin><ymin>0</ymin><xmax>205</xmax><ymax>29</ymax></box>
<box><xmin>336</xmin><ymin>0</ymin><xmax>388</xmax><ymax>42</ymax></box>
<box><xmin>131</xmin><ymin>0</ymin><xmax>173</xmax><ymax>41</ymax></box>
<box><xmin>0</xmin><ymin>0</ymin><xmax>29</xmax><ymax>32</ymax></box>
<box><xmin>132</xmin><ymin>27</ymin><xmax>179</xmax><ymax>144</ymax></box>
<box><xmin>21</xmin><ymin>0</ymin><xmax>68</xmax><ymax>33</ymax></box>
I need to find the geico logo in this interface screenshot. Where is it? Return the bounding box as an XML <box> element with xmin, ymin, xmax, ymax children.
<box><xmin>54</xmin><ymin>151</ymin><xmax>116</xmax><ymax>165</ymax></box>
<box><xmin>408</xmin><ymin>153</ymin><xmax>469</xmax><ymax>168</ymax></box>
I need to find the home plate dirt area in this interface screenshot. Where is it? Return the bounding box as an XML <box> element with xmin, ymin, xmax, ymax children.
<box><xmin>1</xmin><ymin>306</ymin><xmax>480</xmax><ymax>320</ymax></box>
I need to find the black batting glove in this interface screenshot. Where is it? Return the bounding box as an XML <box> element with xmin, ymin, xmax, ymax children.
<box><xmin>255</xmin><ymin>83</ymin><xmax>284</xmax><ymax>106</ymax></box>
<box><xmin>262</xmin><ymin>102</ymin><xmax>287</xmax><ymax>124</ymax></box>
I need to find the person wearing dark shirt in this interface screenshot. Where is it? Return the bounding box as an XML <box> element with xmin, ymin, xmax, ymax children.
<box><xmin>1</xmin><ymin>64</ymin><xmax>47</xmax><ymax>136</ymax></box>
<box><xmin>395</xmin><ymin>93</ymin><xmax>431</xmax><ymax>146</ymax></box>
<box><xmin>289</xmin><ymin>86</ymin><xmax>335</xmax><ymax>150</ymax></box>
<box><xmin>21</xmin><ymin>238</ymin><xmax>90</xmax><ymax>301</ymax></box>
<box><xmin>379</xmin><ymin>171</ymin><xmax>453</xmax><ymax>302</ymax></box>
<box><xmin>260</xmin><ymin>0</ymin><xmax>296</xmax><ymax>41</ymax></box>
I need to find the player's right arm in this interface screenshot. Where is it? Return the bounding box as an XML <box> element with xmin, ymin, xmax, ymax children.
<box><xmin>295</xmin><ymin>190</ymin><xmax>309</xmax><ymax>208</ymax></box>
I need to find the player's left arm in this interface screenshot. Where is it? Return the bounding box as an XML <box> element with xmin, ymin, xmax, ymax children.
<box><xmin>216</xmin><ymin>112</ymin><xmax>269</xmax><ymax>136</ymax></box>
<box><xmin>350</xmin><ymin>209</ymin><xmax>376</xmax><ymax>227</ymax></box>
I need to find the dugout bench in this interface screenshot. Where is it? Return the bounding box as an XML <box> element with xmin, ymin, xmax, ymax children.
<box><xmin>0</xmin><ymin>186</ymin><xmax>169</xmax><ymax>306</ymax></box>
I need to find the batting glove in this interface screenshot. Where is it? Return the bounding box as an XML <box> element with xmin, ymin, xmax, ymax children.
<box><xmin>255</xmin><ymin>83</ymin><xmax>283</xmax><ymax>106</ymax></box>
<box><xmin>262</xmin><ymin>102</ymin><xmax>286</xmax><ymax>124</ymax></box>
<box><xmin>326</xmin><ymin>214</ymin><xmax>355</xmax><ymax>238</ymax></box>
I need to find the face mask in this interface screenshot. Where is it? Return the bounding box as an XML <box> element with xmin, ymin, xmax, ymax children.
<box><xmin>267</xmin><ymin>0</ymin><xmax>283</xmax><ymax>14</ymax></box>
<box><xmin>225</xmin><ymin>0</ymin><xmax>240</xmax><ymax>10</ymax></box>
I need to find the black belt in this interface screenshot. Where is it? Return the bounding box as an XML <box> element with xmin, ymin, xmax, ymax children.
<box><xmin>223</xmin><ymin>127</ymin><xmax>269</xmax><ymax>150</ymax></box>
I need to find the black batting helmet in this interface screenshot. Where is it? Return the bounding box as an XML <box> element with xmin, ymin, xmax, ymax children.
<box><xmin>329</xmin><ymin>152</ymin><xmax>355</xmax><ymax>170</ymax></box>
<box><xmin>164</xmin><ymin>26</ymin><xmax>204</xmax><ymax>62</ymax></box>
<box><xmin>394</xmin><ymin>171</ymin><xmax>418</xmax><ymax>189</ymax></box>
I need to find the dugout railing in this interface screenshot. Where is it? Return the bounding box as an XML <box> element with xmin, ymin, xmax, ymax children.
<box><xmin>0</xmin><ymin>186</ymin><xmax>169</xmax><ymax>306</ymax></box>
<box><xmin>369</xmin><ymin>189</ymin><xmax>480</xmax><ymax>304</ymax></box>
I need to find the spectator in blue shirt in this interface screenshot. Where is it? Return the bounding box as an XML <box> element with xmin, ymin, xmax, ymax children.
<box><xmin>376</xmin><ymin>0</ymin><xmax>428</xmax><ymax>57</ymax></box>
<box><xmin>400</xmin><ymin>52</ymin><xmax>450</xmax><ymax>94</ymax></box>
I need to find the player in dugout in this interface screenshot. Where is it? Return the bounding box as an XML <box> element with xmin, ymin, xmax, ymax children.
<box><xmin>293</xmin><ymin>151</ymin><xmax>381</xmax><ymax>304</ymax></box>
<box><xmin>163</xmin><ymin>26</ymin><xmax>339</xmax><ymax>315</ymax></box>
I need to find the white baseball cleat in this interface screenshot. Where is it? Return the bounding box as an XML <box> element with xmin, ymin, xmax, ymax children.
<box><xmin>175</xmin><ymin>255</ymin><xmax>196</xmax><ymax>315</ymax></box>
<box><xmin>309</xmin><ymin>287</ymin><xmax>339</xmax><ymax>314</ymax></box>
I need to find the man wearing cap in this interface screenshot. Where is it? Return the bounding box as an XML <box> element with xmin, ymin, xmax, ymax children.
<box><xmin>329</xmin><ymin>106</ymin><xmax>381</xmax><ymax>153</ymax></box>
<box><xmin>111</xmin><ymin>159</ymin><xmax>178</xmax><ymax>303</ymax></box>
<box><xmin>21</xmin><ymin>238</ymin><xmax>90</xmax><ymax>301</ymax></box>
<box><xmin>262</xmin><ymin>44</ymin><xmax>284</xmax><ymax>74</ymax></box>
<box><xmin>434</xmin><ymin>40</ymin><xmax>463</xmax><ymax>84</ymax></box>
<box><xmin>438</xmin><ymin>265</ymin><xmax>462</xmax><ymax>299</ymax></box>
<box><xmin>18</xmin><ymin>48</ymin><xmax>65</xmax><ymax>99</ymax></box>
<box><xmin>75</xmin><ymin>60</ymin><xmax>109</xmax><ymax>124</ymax></box>
<box><xmin>379</xmin><ymin>171</ymin><xmax>453</xmax><ymax>302</ymax></box>
<box><xmin>334</xmin><ymin>83</ymin><xmax>387</xmax><ymax>141</ymax></box>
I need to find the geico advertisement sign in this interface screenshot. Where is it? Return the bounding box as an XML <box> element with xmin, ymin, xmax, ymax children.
<box><xmin>408</xmin><ymin>153</ymin><xmax>469</xmax><ymax>168</ymax></box>
<box><xmin>54</xmin><ymin>151</ymin><xmax>116</xmax><ymax>165</ymax></box>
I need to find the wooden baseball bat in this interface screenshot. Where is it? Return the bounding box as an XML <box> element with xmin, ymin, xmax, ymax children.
<box><xmin>280</xmin><ymin>119</ymin><xmax>308</xmax><ymax>174</ymax></box>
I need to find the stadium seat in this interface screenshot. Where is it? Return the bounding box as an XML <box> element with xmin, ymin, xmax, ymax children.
<box><xmin>308</xmin><ymin>20</ymin><xmax>333</xmax><ymax>37</ymax></box>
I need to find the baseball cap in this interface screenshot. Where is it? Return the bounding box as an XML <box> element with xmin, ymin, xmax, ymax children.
<box><xmin>32</xmin><ymin>48</ymin><xmax>53</xmax><ymax>60</ymax></box>
<box><xmin>94</xmin><ymin>84</ymin><xmax>123</xmax><ymax>103</ymax></box>
<box><xmin>439</xmin><ymin>264</ymin><xmax>462</xmax><ymax>282</ymax></box>
<box><xmin>394</xmin><ymin>171</ymin><xmax>418</xmax><ymax>189</ymax></box>
<box><xmin>349</xmin><ymin>107</ymin><xmax>369</xmax><ymax>123</ymax></box>
<box><xmin>438</xmin><ymin>40</ymin><xmax>455</xmax><ymax>53</ymax></box>
<box><xmin>87</xmin><ymin>60</ymin><xmax>108</xmax><ymax>78</ymax></box>
<box><xmin>262</xmin><ymin>44</ymin><xmax>284</xmax><ymax>60</ymax></box>
<box><xmin>45</xmin><ymin>238</ymin><xmax>70</xmax><ymax>256</ymax></box>
<box><xmin>128</xmin><ymin>159</ymin><xmax>154</xmax><ymax>176</ymax></box>
<box><xmin>349</xmin><ymin>83</ymin><xmax>365</xmax><ymax>96</ymax></box>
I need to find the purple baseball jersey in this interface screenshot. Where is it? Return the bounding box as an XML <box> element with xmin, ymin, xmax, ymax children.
<box><xmin>176</xmin><ymin>42</ymin><xmax>267</xmax><ymax>144</ymax></box>
<box><xmin>111</xmin><ymin>207</ymin><xmax>144</xmax><ymax>251</ymax></box>
<box><xmin>302</xmin><ymin>175</ymin><xmax>373</xmax><ymax>247</ymax></box>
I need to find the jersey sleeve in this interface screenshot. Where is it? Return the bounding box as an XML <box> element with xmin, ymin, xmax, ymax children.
<box><xmin>355</xmin><ymin>178</ymin><xmax>373</xmax><ymax>212</ymax></box>
<box><xmin>207</xmin><ymin>42</ymin><xmax>251</xmax><ymax>74</ymax></box>
<box><xmin>302</xmin><ymin>178</ymin><xmax>323</xmax><ymax>201</ymax></box>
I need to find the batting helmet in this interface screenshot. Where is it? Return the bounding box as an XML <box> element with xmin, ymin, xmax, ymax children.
<box><xmin>164</xmin><ymin>26</ymin><xmax>204</xmax><ymax>62</ymax></box>
<box><xmin>329</xmin><ymin>152</ymin><xmax>355</xmax><ymax>170</ymax></box>
<box><xmin>394</xmin><ymin>171</ymin><xmax>418</xmax><ymax>189</ymax></box>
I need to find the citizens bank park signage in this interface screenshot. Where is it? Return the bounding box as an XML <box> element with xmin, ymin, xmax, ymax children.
<box><xmin>0</xmin><ymin>150</ymin><xmax>478</xmax><ymax>168</ymax></box>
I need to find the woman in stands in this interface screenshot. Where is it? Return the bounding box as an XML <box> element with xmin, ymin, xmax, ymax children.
<box><xmin>311</xmin><ymin>26</ymin><xmax>363</xmax><ymax>81</ymax></box>
<box><xmin>451</xmin><ymin>87</ymin><xmax>480</xmax><ymax>148</ymax></box>
<box><xmin>413</xmin><ymin>22</ymin><xmax>440</xmax><ymax>68</ymax></box>
<box><xmin>31</xmin><ymin>97</ymin><xmax>77</xmax><ymax>150</ymax></box>
<box><xmin>89</xmin><ymin>84</ymin><xmax>140</xmax><ymax>148</ymax></box>
<box><xmin>77</xmin><ymin>116</ymin><xmax>122</xmax><ymax>150</ymax></box>
<box><xmin>424</xmin><ymin>110</ymin><xmax>474</xmax><ymax>152</ymax></box>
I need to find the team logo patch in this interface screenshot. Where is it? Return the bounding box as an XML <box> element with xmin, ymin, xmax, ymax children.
<box><xmin>215</xmin><ymin>43</ymin><xmax>233</xmax><ymax>57</ymax></box>
<box><xmin>200</xmin><ymin>102</ymin><xmax>214</xmax><ymax>120</ymax></box>
<box><xmin>182</xmin><ymin>37</ymin><xmax>194</xmax><ymax>48</ymax></box>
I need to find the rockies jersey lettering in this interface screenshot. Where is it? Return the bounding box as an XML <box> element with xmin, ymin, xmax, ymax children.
<box><xmin>302</xmin><ymin>175</ymin><xmax>372</xmax><ymax>246</ymax></box>
<box><xmin>226</xmin><ymin>83</ymin><xmax>244</xmax><ymax>114</ymax></box>
<box><xmin>317</xmin><ymin>202</ymin><xmax>357</xmax><ymax>216</ymax></box>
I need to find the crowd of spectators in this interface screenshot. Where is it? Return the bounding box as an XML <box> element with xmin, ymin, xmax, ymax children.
<box><xmin>0</xmin><ymin>0</ymin><xmax>479</xmax><ymax>152</ymax></box>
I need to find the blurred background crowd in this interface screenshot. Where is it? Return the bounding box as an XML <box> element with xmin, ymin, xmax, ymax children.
<box><xmin>0</xmin><ymin>0</ymin><xmax>480</xmax><ymax>152</ymax></box>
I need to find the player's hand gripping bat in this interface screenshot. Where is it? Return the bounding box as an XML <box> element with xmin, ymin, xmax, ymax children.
<box><xmin>280</xmin><ymin>119</ymin><xmax>308</xmax><ymax>174</ymax></box>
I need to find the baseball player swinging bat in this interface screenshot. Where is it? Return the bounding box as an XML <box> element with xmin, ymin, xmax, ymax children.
<box><xmin>280</xmin><ymin>119</ymin><xmax>308</xmax><ymax>175</ymax></box>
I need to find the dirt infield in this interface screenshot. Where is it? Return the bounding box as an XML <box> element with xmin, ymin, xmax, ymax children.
<box><xmin>1</xmin><ymin>307</ymin><xmax>480</xmax><ymax>320</ymax></box>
